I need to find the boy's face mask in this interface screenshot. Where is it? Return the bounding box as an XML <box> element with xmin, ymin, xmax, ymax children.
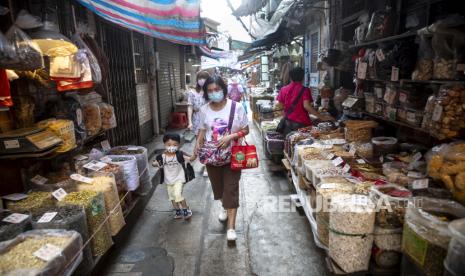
<box><xmin>166</xmin><ymin>146</ymin><xmax>178</xmax><ymax>153</ymax></box>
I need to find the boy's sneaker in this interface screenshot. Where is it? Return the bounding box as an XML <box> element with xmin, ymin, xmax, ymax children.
<box><xmin>183</xmin><ymin>208</ymin><xmax>193</xmax><ymax>220</ymax></box>
<box><xmin>174</xmin><ymin>209</ymin><xmax>183</xmax><ymax>219</ymax></box>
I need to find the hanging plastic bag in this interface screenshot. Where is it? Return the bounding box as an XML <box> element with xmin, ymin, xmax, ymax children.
<box><xmin>0</xmin><ymin>32</ymin><xmax>16</xmax><ymax>65</ymax></box>
<box><xmin>2</xmin><ymin>26</ymin><xmax>43</xmax><ymax>70</ymax></box>
<box><xmin>72</xmin><ymin>33</ymin><xmax>102</xmax><ymax>84</ymax></box>
<box><xmin>56</xmin><ymin>49</ymin><xmax>94</xmax><ymax>91</ymax></box>
<box><xmin>0</xmin><ymin>10</ymin><xmax>44</xmax><ymax>71</ymax></box>
<box><xmin>49</xmin><ymin>53</ymin><xmax>81</xmax><ymax>81</ymax></box>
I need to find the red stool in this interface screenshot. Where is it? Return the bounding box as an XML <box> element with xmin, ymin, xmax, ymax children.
<box><xmin>170</xmin><ymin>112</ymin><xmax>188</xmax><ymax>129</ymax></box>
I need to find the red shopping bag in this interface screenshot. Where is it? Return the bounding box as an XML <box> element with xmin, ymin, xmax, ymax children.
<box><xmin>231</xmin><ymin>141</ymin><xmax>258</xmax><ymax>170</ymax></box>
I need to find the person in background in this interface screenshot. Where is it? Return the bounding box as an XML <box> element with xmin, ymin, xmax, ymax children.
<box><xmin>153</xmin><ymin>133</ymin><xmax>196</xmax><ymax>220</ymax></box>
<box><xmin>227</xmin><ymin>77</ymin><xmax>246</xmax><ymax>103</ymax></box>
<box><xmin>187</xmin><ymin>71</ymin><xmax>210</xmax><ymax>135</ymax></box>
<box><xmin>195</xmin><ymin>76</ymin><xmax>249</xmax><ymax>246</ymax></box>
<box><xmin>274</xmin><ymin>67</ymin><xmax>334</xmax><ymax>136</ymax></box>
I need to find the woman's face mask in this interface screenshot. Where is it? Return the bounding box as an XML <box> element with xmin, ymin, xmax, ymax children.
<box><xmin>166</xmin><ymin>146</ymin><xmax>178</xmax><ymax>153</ymax></box>
<box><xmin>209</xmin><ymin>90</ymin><xmax>224</xmax><ymax>103</ymax></box>
<box><xmin>197</xmin><ymin>79</ymin><xmax>206</xmax><ymax>87</ymax></box>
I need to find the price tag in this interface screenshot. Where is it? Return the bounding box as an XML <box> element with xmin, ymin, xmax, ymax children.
<box><xmin>432</xmin><ymin>105</ymin><xmax>443</xmax><ymax>122</ymax></box>
<box><xmin>74</xmin><ymin>155</ymin><xmax>88</xmax><ymax>161</ymax></box>
<box><xmin>31</xmin><ymin>175</ymin><xmax>48</xmax><ymax>185</ymax></box>
<box><xmin>2</xmin><ymin>193</ymin><xmax>28</xmax><ymax>201</ymax></box>
<box><xmin>332</xmin><ymin>157</ymin><xmax>344</xmax><ymax>167</ymax></box>
<box><xmin>399</xmin><ymin>92</ymin><xmax>407</xmax><ymax>103</ymax></box>
<box><xmin>83</xmin><ymin>160</ymin><xmax>108</xmax><ymax>171</ymax></box>
<box><xmin>2</xmin><ymin>213</ymin><xmax>29</xmax><ymax>224</ymax></box>
<box><xmin>375</xmin><ymin>88</ymin><xmax>383</xmax><ymax>99</ymax></box>
<box><xmin>326</xmin><ymin>153</ymin><xmax>335</xmax><ymax>160</ymax></box>
<box><xmin>101</xmin><ymin>140</ymin><xmax>111</xmax><ymax>151</ymax></box>
<box><xmin>352</xmin><ymin>195</ymin><xmax>369</xmax><ymax>206</ymax></box>
<box><xmin>356</xmin><ymin>159</ymin><xmax>366</xmax><ymax>164</ymax></box>
<box><xmin>3</xmin><ymin>140</ymin><xmax>20</xmax><ymax>149</ymax></box>
<box><xmin>412</xmin><ymin>179</ymin><xmax>429</xmax><ymax>190</ymax></box>
<box><xmin>407</xmin><ymin>171</ymin><xmax>424</xmax><ymax>178</ymax></box>
<box><xmin>52</xmin><ymin>188</ymin><xmax>68</xmax><ymax>201</ymax></box>
<box><xmin>342</xmin><ymin>163</ymin><xmax>351</xmax><ymax>173</ymax></box>
<box><xmin>411</xmin><ymin>152</ymin><xmax>422</xmax><ymax>164</ymax></box>
<box><xmin>376</xmin><ymin>49</ymin><xmax>385</xmax><ymax>61</ymax></box>
<box><xmin>391</xmin><ymin>66</ymin><xmax>399</xmax><ymax>81</ymax></box>
<box><xmin>70</xmin><ymin>174</ymin><xmax>93</xmax><ymax>184</ymax></box>
<box><xmin>357</xmin><ymin>62</ymin><xmax>368</xmax><ymax>79</ymax></box>
<box><xmin>321</xmin><ymin>183</ymin><xmax>338</xmax><ymax>189</ymax></box>
<box><xmin>37</xmin><ymin>212</ymin><xmax>58</xmax><ymax>223</ymax></box>
<box><xmin>34</xmin><ymin>244</ymin><xmax>62</xmax><ymax>262</ymax></box>
<box><xmin>349</xmin><ymin>145</ymin><xmax>356</xmax><ymax>156</ymax></box>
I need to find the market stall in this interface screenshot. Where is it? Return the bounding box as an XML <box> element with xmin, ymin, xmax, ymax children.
<box><xmin>273</xmin><ymin>14</ymin><xmax>465</xmax><ymax>272</ymax></box>
<box><xmin>0</xmin><ymin>9</ymin><xmax>154</xmax><ymax>275</ymax></box>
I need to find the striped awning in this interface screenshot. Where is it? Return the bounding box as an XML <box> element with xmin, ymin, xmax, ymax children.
<box><xmin>76</xmin><ymin>0</ymin><xmax>206</xmax><ymax>45</ymax></box>
<box><xmin>197</xmin><ymin>45</ymin><xmax>233</xmax><ymax>59</ymax></box>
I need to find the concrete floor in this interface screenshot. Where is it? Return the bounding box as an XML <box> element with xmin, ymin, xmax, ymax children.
<box><xmin>101</xmin><ymin>123</ymin><xmax>330</xmax><ymax>276</ymax></box>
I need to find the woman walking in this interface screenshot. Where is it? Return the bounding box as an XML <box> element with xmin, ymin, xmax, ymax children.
<box><xmin>187</xmin><ymin>71</ymin><xmax>210</xmax><ymax>134</ymax></box>
<box><xmin>195</xmin><ymin>76</ymin><xmax>249</xmax><ymax>245</ymax></box>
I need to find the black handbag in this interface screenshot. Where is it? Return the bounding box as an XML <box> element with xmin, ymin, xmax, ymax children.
<box><xmin>276</xmin><ymin>86</ymin><xmax>306</xmax><ymax>134</ymax></box>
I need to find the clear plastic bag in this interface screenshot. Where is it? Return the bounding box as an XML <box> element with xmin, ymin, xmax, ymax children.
<box><xmin>2</xmin><ymin>26</ymin><xmax>43</xmax><ymax>71</ymax></box>
<box><xmin>59</xmin><ymin>191</ymin><xmax>113</xmax><ymax>257</ymax></box>
<box><xmin>56</xmin><ymin>50</ymin><xmax>94</xmax><ymax>92</ymax></box>
<box><xmin>0</xmin><ymin>229</ymin><xmax>83</xmax><ymax>276</ymax></box>
<box><xmin>37</xmin><ymin>119</ymin><xmax>76</xmax><ymax>153</ymax></box>
<box><xmin>102</xmin><ymin>155</ymin><xmax>139</xmax><ymax>191</ymax></box>
<box><xmin>82</xmin><ymin>103</ymin><xmax>102</xmax><ymax>136</ymax></box>
<box><xmin>369</xmin><ymin>184</ymin><xmax>411</xmax><ymax>228</ymax></box>
<box><xmin>0</xmin><ymin>32</ymin><xmax>16</xmax><ymax>66</ymax></box>
<box><xmin>0</xmin><ymin>210</ymin><xmax>31</xmax><ymax>242</ymax></box>
<box><xmin>402</xmin><ymin>197</ymin><xmax>465</xmax><ymax>276</ymax></box>
<box><xmin>365</xmin><ymin>8</ymin><xmax>394</xmax><ymax>41</ymax></box>
<box><xmin>76</xmin><ymin>174</ymin><xmax>125</xmax><ymax>236</ymax></box>
<box><xmin>428</xmin><ymin>84</ymin><xmax>465</xmax><ymax>140</ymax></box>
<box><xmin>31</xmin><ymin>205</ymin><xmax>93</xmax><ymax>275</ymax></box>
<box><xmin>412</xmin><ymin>30</ymin><xmax>434</xmax><ymax>81</ymax></box>
<box><xmin>71</xmin><ymin>33</ymin><xmax>102</xmax><ymax>84</ymax></box>
<box><xmin>98</xmin><ymin>103</ymin><xmax>117</xmax><ymax>130</ymax></box>
<box><xmin>109</xmin><ymin>146</ymin><xmax>151</xmax><ymax>195</ymax></box>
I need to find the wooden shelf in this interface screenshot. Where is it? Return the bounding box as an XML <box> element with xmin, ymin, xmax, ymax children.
<box><xmin>363</xmin><ymin>78</ymin><xmax>465</xmax><ymax>86</ymax></box>
<box><xmin>349</xmin><ymin>31</ymin><xmax>417</xmax><ymax>49</ymax></box>
<box><xmin>362</xmin><ymin>112</ymin><xmax>429</xmax><ymax>134</ymax></box>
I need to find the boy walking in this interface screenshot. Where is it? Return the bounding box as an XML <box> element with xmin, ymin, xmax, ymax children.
<box><xmin>153</xmin><ymin>133</ymin><xmax>196</xmax><ymax>220</ymax></box>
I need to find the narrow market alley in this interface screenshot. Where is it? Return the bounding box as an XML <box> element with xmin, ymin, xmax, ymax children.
<box><xmin>101</xmin><ymin>121</ymin><xmax>329</xmax><ymax>276</ymax></box>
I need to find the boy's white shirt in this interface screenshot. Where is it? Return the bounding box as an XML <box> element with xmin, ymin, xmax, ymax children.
<box><xmin>161</xmin><ymin>153</ymin><xmax>191</xmax><ymax>185</ymax></box>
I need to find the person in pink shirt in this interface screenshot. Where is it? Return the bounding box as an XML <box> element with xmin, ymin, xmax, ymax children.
<box><xmin>275</xmin><ymin>67</ymin><xmax>333</xmax><ymax>136</ymax></box>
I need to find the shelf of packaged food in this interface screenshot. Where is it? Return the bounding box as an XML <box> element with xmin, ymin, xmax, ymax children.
<box><xmin>363</xmin><ymin>78</ymin><xmax>465</xmax><ymax>86</ymax></box>
<box><xmin>361</xmin><ymin>112</ymin><xmax>429</xmax><ymax>134</ymax></box>
<box><xmin>349</xmin><ymin>31</ymin><xmax>417</xmax><ymax>49</ymax></box>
